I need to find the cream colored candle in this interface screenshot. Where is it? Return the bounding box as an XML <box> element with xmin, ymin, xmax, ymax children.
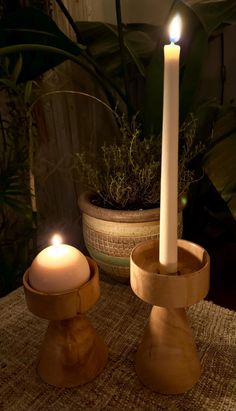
<box><xmin>159</xmin><ymin>15</ymin><xmax>181</xmax><ymax>274</ymax></box>
<box><xmin>29</xmin><ymin>234</ymin><xmax>90</xmax><ymax>293</ymax></box>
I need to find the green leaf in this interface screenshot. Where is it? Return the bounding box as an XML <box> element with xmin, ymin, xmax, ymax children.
<box><xmin>79</xmin><ymin>22</ymin><xmax>119</xmax><ymax>58</ymax></box>
<box><xmin>0</xmin><ymin>77</ymin><xmax>18</xmax><ymax>91</ymax></box>
<box><xmin>203</xmin><ymin>131</ymin><xmax>236</xmax><ymax>219</ymax></box>
<box><xmin>104</xmin><ymin>23</ymin><xmax>155</xmax><ymax>77</ymax></box>
<box><xmin>193</xmin><ymin>100</ymin><xmax>220</xmax><ymax>142</ymax></box>
<box><xmin>3</xmin><ymin>197</ymin><xmax>27</xmax><ymax>211</ymax></box>
<box><xmin>24</xmin><ymin>81</ymin><xmax>33</xmax><ymax>104</ymax></box>
<box><xmin>124</xmin><ymin>29</ymin><xmax>156</xmax><ymax>76</ymax></box>
<box><xmin>191</xmin><ymin>0</ymin><xmax>236</xmax><ymax>35</ymax></box>
<box><xmin>77</xmin><ymin>21</ymin><xmax>157</xmax><ymax>78</ymax></box>
<box><xmin>125</xmin><ymin>28</ymin><xmax>157</xmax><ymax>58</ymax></box>
<box><xmin>0</xmin><ymin>7</ymin><xmax>85</xmax><ymax>82</ymax></box>
<box><xmin>211</xmin><ymin>105</ymin><xmax>236</xmax><ymax>144</ymax></box>
<box><xmin>12</xmin><ymin>54</ymin><xmax>23</xmax><ymax>83</ymax></box>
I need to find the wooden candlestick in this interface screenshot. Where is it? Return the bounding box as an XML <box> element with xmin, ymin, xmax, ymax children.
<box><xmin>130</xmin><ymin>239</ymin><xmax>210</xmax><ymax>394</ymax></box>
<box><xmin>23</xmin><ymin>257</ymin><xmax>108</xmax><ymax>388</ymax></box>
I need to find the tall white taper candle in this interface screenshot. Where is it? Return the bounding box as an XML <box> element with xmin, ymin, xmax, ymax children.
<box><xmin>159</xmin><ymin>16</ymin><xmax>181</xmax><ymax>274</ymax></box>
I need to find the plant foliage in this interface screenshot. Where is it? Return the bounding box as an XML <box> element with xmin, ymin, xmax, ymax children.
<box><xmin>0</xmin><ymin>57</ymin><xmax>36</xmax><ymax>295</ymax></box>
<box><xmin>0</xmin><ymin>1</ymin><xmax>236</xmax><ymax>217</ymax></box>
<box><xmin>75</xmin><ymin>113</ymin><xmax>203</xmax><ymax>210</ymax></box>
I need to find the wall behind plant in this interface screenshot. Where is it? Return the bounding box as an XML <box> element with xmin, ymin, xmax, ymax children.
<box><xmin>35</xmin><ymin>0</ymin><xmax>123</xmax><ymax>250</ymax></box>
<box><xmin>72</xmin><ymin>0</ymin><xmax>173</xmax><ymax>25</ymax></box>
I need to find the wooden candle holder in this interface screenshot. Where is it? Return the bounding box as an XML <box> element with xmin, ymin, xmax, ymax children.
<box><xmin>23</xmin><ymin>257</ymin><xmax>108</xmax><ymax>388</ymax></box>
<box><xmin>130</xmin><ymin>239</ymin><xmax>210</xmax><ymax>394</ymax></box>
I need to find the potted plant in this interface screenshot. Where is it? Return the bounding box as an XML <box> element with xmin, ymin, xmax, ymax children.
<box><xmin>0</xmin><ymin>1</ymin><xmax>236</xmax><ymax>283</ymax></box>
<box><xmin>76</xmin><ymin>112</ymin><xmax>201</xmax><ymax>281</ymax></box>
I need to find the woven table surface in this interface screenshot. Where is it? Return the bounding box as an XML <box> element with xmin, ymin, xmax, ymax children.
<box><xmin>0</xmin><ymin>280</ymin><xmax>235</xmax><ymax>411</ymax></box>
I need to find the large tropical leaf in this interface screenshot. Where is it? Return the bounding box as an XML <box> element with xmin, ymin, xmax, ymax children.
<box><xmin>192</xmin><ymin>100</ymin><xmax>220</xmax><ymax>144</ymax></box>
<box><xmin>203</xmin><ymin>131</ymin><xmax>236</xmax><ymax>219</ymax></box>
<box><xmin>187</xmin><ymin>103</ymin><xmax>236</xmax><ymax>220</ymax></box>
<box><xmin>210</xmin><ymin>105</ymin><xmax>236</xmax><ymax>145</ymax></box>
<box><xmin>144</xmin><ymin>1</ymin><xmax>208</xmax><ymax>135</ymax></box>
<box><xmin>190</xmin><ymin>0</ymin><xmax>236</xmax><ymax>34</ymax></box>
<box><xmin>77</xmin><ymin>21</ymin><xmax>157</xmax><ymax>84</ymax></box>
<box><xmin>0</xmin><ymin>7</ymin><xmax>85</xmax><ymax>82</ymax></box>
<box><xmin>75</xmin><ymin>21</ymin><xmax>159</xmax><ymax>114</ymax></box>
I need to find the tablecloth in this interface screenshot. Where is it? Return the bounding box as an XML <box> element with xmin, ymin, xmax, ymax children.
<box><xmin>0</xmin><ymin>280</ymin><xmax>235</xmax><ymax>411</ymax></box>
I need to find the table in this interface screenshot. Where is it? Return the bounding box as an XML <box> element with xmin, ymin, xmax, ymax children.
<box><xmin>0</xmin><ymin>280</ymin><xmax>235</xmax><ymax>411</ymax></box>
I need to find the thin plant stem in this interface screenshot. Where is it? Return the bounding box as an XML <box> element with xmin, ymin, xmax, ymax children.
<box><xmin>53</xmin><ymin>0</ymin><xmax>129</xmax><ymax>110</ymax></box>
<box><xmin>27</xmin><ymin>110</ymin><xmax>37</xmax><ymax>213</ymax></box>
<box><xmin>220</xmin><ymin>32</ymin><xmax>226</xmax><ymax>104</ymax></box>
<box><xmin>27</xmin><ymin>89</ymin><xmax>118</xmax><ymax>211</ymax></box>
<box><xmin>115</xmin><ymin>0</ymin><xmax>132</xmax><ymax>118</ymax></box>
<box><xmin>0</xmin><ymin>112</ymin><xmax>7</xmax><ymax>158</ymax></box>
<box><xmin>29</xmin><ymin>90</ymin><xmax>115</xmax><ymax>115</ymax></box>
<box><xmin>54</xmin><ymin>0</ymin><xmax>84</xmax><ymax>43</ymax></box>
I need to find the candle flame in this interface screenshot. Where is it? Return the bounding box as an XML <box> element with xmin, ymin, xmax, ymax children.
<box><xmin>51</xmin><ymin>234</ymin><xmax>62</xmax><ymax>247</ymax></box>
<box><xmin>169</xmin><ymin>15</ymin><xmax>181</xmax><ymax>43</ymax></box>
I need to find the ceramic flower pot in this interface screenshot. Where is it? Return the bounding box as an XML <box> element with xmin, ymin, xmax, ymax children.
<box><xmin>78</xmin><ymin>192</ymin><xmax>184</xmax><ymax>283</ymax></box>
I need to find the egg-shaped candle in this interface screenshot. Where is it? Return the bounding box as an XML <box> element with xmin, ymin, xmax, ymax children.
<box><xmin>29</xmin><ymin>234</ymin><xmax>90</xmax><ymax>293</ymax></box>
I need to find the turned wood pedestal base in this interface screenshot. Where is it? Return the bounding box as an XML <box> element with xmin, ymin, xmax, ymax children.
<box><xmin>23</xmin><ymin>257</ymin><xmax>108</xmax><ymax>388</ymax></box>
<box><xmin>130</xmin><ymin>239</ymin><xmax>210</xmax><ymax>394</ymax></box>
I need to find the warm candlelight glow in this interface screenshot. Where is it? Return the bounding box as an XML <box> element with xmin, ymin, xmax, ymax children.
<box><xmin>29</xmin><ymin>234</ymin><xmax>90</xmax><ymax>293</ymax></box>
<box><xmin>48</xmin><ymin>234</ymin><xmax>67</xmax><ymax>257</ymax></box>
<box><xmin>51</xmin><ymin>233</ymin><xmax>62</xmax><ymax>246</ymax></box>
<box><xmin>169</xmin><ymin>15</ymin><xmax>181</xmax><ymax>43</ymax></box>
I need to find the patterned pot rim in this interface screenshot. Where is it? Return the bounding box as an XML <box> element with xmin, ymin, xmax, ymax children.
<box><xmin>78</xmin><ymin>192</ymin><xmax>184</xmax><ymax>223</ymax></box>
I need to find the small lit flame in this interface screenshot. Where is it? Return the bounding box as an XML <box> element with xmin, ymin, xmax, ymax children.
<box><xmin>169</xmin><ymin>15</ymin><xmax>181</xmax><ymax>44</ymax></box>
<box><xmin>51</xmin><ymin>234</ymin><xmax>62</xmax><ymax>247</ymax></box>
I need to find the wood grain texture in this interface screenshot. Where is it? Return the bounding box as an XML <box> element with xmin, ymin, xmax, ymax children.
<box><xmin>37</xmin><ymin>315</ymin><xmax>108</xmax><ymax>387</ymax></box>
<box><xmin>130</xmin><ymin>238</ymin><xmax>210</xmax><ymax>393</ymax></box>
<box><xmin>135</xmin><ymin>305</ymin><xmax>201</xmax><ymax>394</ymax></box>
<box><xmin>130</xmin><ymin>239</ymin><xmax>210</xmax><ymax>308</ymax></box>
<box><xmin>23</xmin><ymin>257</ymin><xmax>108</xmax><ymax>387</ymax></box>
<box><xmin>23</xmin><ymin>257</ymin><xmax>100</xmax><ymax>320</ymax></box>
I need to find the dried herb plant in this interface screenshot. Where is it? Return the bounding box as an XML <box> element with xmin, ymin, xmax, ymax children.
<box><xmin>75</xmin><ymin>113</ymin><xmax>203</xmax><ymax>210</ymax></box>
